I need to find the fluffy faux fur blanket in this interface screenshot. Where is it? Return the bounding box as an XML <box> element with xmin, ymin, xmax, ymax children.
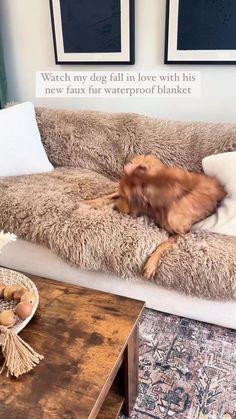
<box><xmin>0</xmin><ymin>107</ymin><xmax>236</xmax><ymax>300</ymax></box>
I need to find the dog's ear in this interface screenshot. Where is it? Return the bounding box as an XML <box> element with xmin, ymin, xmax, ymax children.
<box><xmin>124</xmin><ymin>162</ymin><xmax>135</xmax><ymax>175</ymax></box>
<box><xmin>124</xmin><ymin>162</ymin><xmax>148</xmax><ymax>176</ymax></box>
<box><xmin>134</xmin><ymin>165</ymin><xmax>147</xmax><ymax>174</ymax></box>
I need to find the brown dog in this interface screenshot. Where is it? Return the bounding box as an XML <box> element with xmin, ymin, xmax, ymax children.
<box><xmin>85</xmin><ymin>155</ymin><xmax>226</xmax><ymax>279</ymax></box>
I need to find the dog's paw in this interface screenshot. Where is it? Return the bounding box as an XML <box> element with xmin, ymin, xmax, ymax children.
<box><xmin>84</xmin><ymin>199</ymin><xmax>107</xmax><ymax>209</ymax></box>
<box><xmin>143</xmin><ymin>257</ymin><xmax>160</xmax><ymax>280</ymax></box>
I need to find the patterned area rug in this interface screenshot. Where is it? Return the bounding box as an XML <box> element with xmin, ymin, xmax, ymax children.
<box><xmin>120</xmin><ymin>309</ymin><xmax>236</xmax><ymax>419</ymax></box>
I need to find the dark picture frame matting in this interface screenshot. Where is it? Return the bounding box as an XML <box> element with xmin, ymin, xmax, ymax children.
<box><xmin>165</xmin><ymin>0</ymin><xmax>236</xmax><ymax>64</ymax></box>
<box><xmin>49</xmin><ymin>0</ymin><xmax>135</xmax><ymax>65</ymax></box>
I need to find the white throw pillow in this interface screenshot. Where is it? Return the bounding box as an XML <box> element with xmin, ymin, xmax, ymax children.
<box><xmin>0</xmin><ymin>102</ymin><xmax>53</xmax><ymax>176</ymax></box>
<box><xmin>193</xmin><ymin>152</ymin><xmax>236</xmax><ymax>236</ymax></box>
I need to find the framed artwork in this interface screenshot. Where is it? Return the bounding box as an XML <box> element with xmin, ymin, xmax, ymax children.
<box><xmin>49</xmin><ymin>0</ymin><xmax>135</xmax><ymax>65</ymax></box>
<box><xmin>165</xmin><ymin>0</ymin><xmax>236</xmax><ymax>64</ymax></box>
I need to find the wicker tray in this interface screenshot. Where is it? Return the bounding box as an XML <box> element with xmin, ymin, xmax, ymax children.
<box><xmin>0</xmin><ymin>268</ymin><xmax>39</xmax><ymax>335</ymax></box>
<box><xmin>0</xmin><ymin>268</ymin><xmax>42</xmax><ymax>377</ymax></box>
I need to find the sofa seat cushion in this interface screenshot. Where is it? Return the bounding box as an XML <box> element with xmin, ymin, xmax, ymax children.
<box><xmin>0</xmin><ymin>168</ymin><xmax>236</xmax><ymax>299</ymax></box>
<box><xmin>0</xmin><ymin>167</ymin><xmax>235</xmax><ymax>300</ymax></box>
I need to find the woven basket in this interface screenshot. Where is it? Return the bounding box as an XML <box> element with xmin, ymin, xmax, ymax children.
<box><xmin>0</xmin><ymin>268</ymin><xmax>39</xmax><ymax>335</ymax></box>
<box><xmin>0</xmin><ymin>268</ymin><xmax>43</xmax><ymax>377</ymax></box>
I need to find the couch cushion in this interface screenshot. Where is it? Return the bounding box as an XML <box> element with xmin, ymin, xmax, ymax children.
<box><xmin>0</xmin><ymin>167</ymin><xmax>235</xmax><ymax>300</ymax></box>
<box><xmin>193</xmin><ymin>152</ymin><xmax>236</xmax><ymax>236</ymax></box>
<box><xmin>0</xmin><ymin>102</ymin><xmax>53</xmax><ymax>176</ymax></box>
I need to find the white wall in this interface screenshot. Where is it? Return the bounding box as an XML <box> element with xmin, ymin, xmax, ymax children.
<box><xmin>0</xmin><ymin>0</ymin><xmax>236</xmax><ymax>122</ymax></box>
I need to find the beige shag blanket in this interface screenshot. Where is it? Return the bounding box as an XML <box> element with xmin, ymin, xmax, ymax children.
<box><xmin>0</xmin><ymin>107</ymin><xmax>236</xmax><ymax>300</ymax></box>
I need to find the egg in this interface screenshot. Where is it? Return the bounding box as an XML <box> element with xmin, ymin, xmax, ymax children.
<box><xmin>0</xmin><ymin>283</ymin><xmax>5</xmax><ymax>298</ymax></box>
<box><xmin>13</xmin><ymin>287</ymin><xmax>28</xmax><ymax>300</ymax></box>
<box><xmin>0</xmin><ymin>309</ymin><xmax>16</xmax><ymax>327</ymax></box>
<box><xmin>21</xmin><ymin>291</ymin><xmax>36</xmax><ymax>306</ymax></box>
<box><xmin>15</xmin><ymin>302</ymin><xmax>32</xmax><ymax>320</ymax></box>
<box><xmin>3</xmin><ymin>285</ymin><xmax>20</xmax><ymax>300</ymax></box>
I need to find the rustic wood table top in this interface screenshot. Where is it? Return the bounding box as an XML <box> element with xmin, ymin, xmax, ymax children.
<box><xmin>0</xmin><ymin>274</ymin><xmax>145</xmax><ymax>419</ymax></box>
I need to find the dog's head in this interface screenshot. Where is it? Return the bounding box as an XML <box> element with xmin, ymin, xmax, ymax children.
<box><xmin>115</xmin><ymin>155</ymin><xmax>189</xmax><ymax>220</ymax></box>
<box><xmin>124</xmin><ymin>155</ymin><xmax>165</xmax><ymax>176</ymax></box>
<box><xmin>115</xmin><ymin>155</ymin><xmax>165</xmax><ymax>216</ymax></box>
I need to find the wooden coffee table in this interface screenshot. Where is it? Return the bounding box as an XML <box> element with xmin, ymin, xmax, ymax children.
<box><xmin>0</xmin><ymin>274</ymin><xmax>145</xmax><ymax>419</ymax></box>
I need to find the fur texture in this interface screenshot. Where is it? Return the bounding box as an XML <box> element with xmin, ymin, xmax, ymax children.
<box><xmin>0</xmin><ymin>107</ymin><xmax>235</xmax><ymax>300</ymax></box>
<box><xmin>36</xmin><ymin>108</ymin><xmax>236</xmax><ymax>177</ymax></box>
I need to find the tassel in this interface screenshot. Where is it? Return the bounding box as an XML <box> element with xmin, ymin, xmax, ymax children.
<box><xmin>0</xmin><ymin>326</ymin><xmax>44</xmax><ymax>378</ymax></box>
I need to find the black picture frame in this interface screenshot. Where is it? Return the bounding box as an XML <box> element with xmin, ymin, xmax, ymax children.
<box><xmin>165</xmin><ymin>0</ymin><xmax>236</xmax><ymax>65</ymax></box>
<box><xmin>49</xmin><ymin>0</ymin><xmax>135</xmax><ymax>65</ymax></box>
